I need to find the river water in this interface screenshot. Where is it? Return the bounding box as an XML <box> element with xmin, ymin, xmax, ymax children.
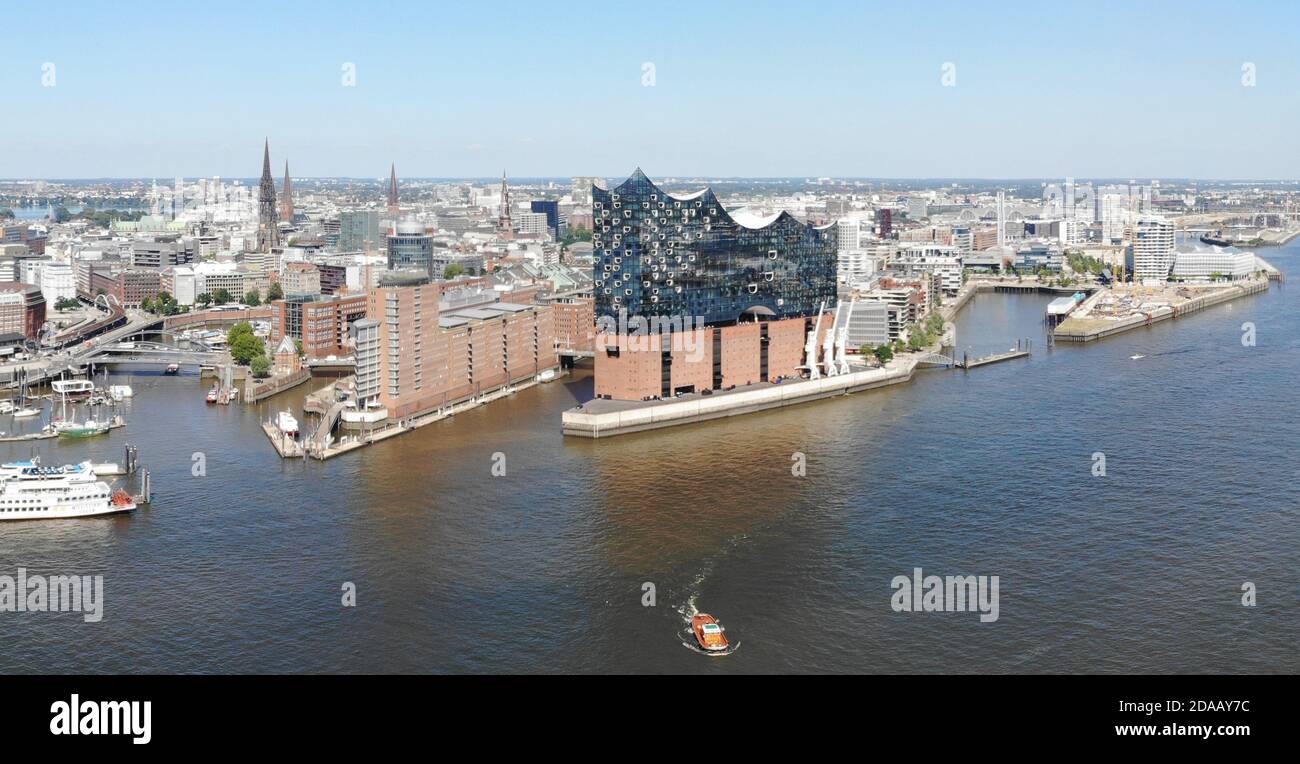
<box><xmin>2</xmin><ymin>242</ymin><xmax>1297</xmax><ymax>674</ymax></box>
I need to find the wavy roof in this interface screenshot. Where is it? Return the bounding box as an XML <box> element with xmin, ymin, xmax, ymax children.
<box><xmin>610</xmin><ymin>169</ymin><xmax>835</xmax><ymax>233</ymax></box>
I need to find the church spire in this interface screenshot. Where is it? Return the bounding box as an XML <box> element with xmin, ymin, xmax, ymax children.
<box><xmin>498</xmin><ymin>170</ymin><xmax>512</xmax><ymax>236</ymax></box>
<box><xmin>280</xmin><ymin>160</ymin><xmax>294</xmax><ymax>222</ymax></box>
<box><xmin>387</xmin><ymin>164</ymin><xmax>399</xmax><ymax>214</ymax></box>
<box><xmin>256</xmin><ymin>138</ymin><xmax>280</xmax><ymax>251</ymax></box>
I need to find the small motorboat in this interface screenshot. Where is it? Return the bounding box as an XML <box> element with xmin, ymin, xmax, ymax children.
<box><xmin>691</xmin><ymin>614</ymin><xmax>730</xmax><ymax>653</ymax></box>
<box><xmin>11</xmin><ymin>407</ymin><xmax>41</xmax><ymax>418</ymax></box>
<box><xmin>1130</xmin><ymin>354</ymin><xmax>1145</xmax><ymax>360</ymax></box>
<box><xmin>165</xmin><ymin>363</ymin><xmax>180</xmax><ymax>374</ymax></box>
<box><xmin>205</xmin><ymin>384</ymin><xmax>219</xmax><ymax>403</ymax></box>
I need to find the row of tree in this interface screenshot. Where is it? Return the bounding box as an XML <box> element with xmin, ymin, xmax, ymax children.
<box><xmin>859</xmin><ymin>313</ymin><xmax>947</xmax><ymax>362</ymax></box>
<box><xmin>137</xmin><ymin>282</ymin><xmax>285</xmax><ymax>314</ymax></box>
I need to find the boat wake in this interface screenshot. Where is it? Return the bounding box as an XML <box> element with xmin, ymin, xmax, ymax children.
<box><xmin>679</xmin><ymin>637</ymin><xmax>740</xmax><ymax>656</ymax></box>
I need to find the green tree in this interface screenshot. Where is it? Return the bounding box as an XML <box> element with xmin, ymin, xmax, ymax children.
<box><xmin>249</xmin><ymin>355</ymin><xmax>271</xmax><ymax>378</ymax></box>
<box><xmin>873</xmin><ymin>344</ymin><xmax>894</xmax><ymax>364</ymax></box>
<box><xmin>196</xmin><ymin>292</ymin><xmax>212</xmax><ymax>308</ymax></box>
<box><xmin>227</xmin><ymin>321</ymin><xmax>254</xmax><ymax>344</ymax></box>
<box><xmin>140</xmin><ymin>297</ymin><xmax>154</xmax><ymax>313</ymax></box>
<box><xmin>211</xmin><ymin>288</ymin><xmax>233</xmax><ymax>305</ymax></box>
<box><xmin>230</xmin><ymin>333</ymin><xmax>264</xmax><ymax>365</ymax></box>
<box><xmin>266</xmin><ymin>282</ymin><xmax>284</xmax><ymax>301</ymax></box>
<box><xmin>244</xmin><ymin>290</ymin><xmax>262</xmax><ymax>306</ymax></box>
<box><xmin>442</xmin><ymin>263</ymin><xmax>466</xmax><ymax>279</ymax></box>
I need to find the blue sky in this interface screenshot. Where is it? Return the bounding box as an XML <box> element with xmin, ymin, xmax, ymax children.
<box><xmin>3</xmin><ymin>0</ymin><xmax>1298</xmax><ymax>179</ymax></box>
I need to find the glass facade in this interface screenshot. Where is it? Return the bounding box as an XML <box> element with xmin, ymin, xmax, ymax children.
<box><xmin>339</xmin><ymin>210</ymin><xmax>381</xmax><ymax>252</ymax></box>
<box><xmin>386</xmin><ymin>233</ymin><xmax>434</xmax><ymax>278</ymax></box>
<box><xmin>592</xmin><ymin>169</ymin><xmax>836</xmax><ymax>326</ymax></box>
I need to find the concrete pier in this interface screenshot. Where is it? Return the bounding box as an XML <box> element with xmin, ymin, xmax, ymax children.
<box><xmin>562</xmin><ymin>359</ymin><xmax>918</xmax><ymax>439</ymax></box>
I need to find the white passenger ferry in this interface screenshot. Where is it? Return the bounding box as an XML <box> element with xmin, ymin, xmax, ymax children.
<box><xmin>0</xmin><ymin>461</ymin><xmax>135</xmax><ymax>520</ymax></box>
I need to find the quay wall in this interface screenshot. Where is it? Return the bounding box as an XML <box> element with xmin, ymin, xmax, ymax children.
<box><xmin>562</xmin><ymin>360</ymin><xmax>917</xmax><ymax>439</ymax></box>
<box><xmin>1054</xmin><ymin>280</ymin><xmax>1268</xmax><ymax>343</ymax></box>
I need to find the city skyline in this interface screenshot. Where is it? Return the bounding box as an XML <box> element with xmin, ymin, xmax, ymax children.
<box><xmin>4</xmin><ymin>1</ymin><xmax>1299</xmax><ymax>179</ymax></box>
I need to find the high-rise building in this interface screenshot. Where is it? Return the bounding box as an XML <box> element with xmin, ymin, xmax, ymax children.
<box><xmin>996</xmin><ymin>191</ymin><xmax>1006</xmax><ymax>247</ymax></box>
<box><xmin>591</xmin><ymin>169</ymin><xmax>838</xmax><ymax>401</ymax></box>
<box><xmin>386</xmin><ymin>222</ymin><xmax>434</xmax><ymax>277</ymax></box>
<box><xmin>876</xmin><ymin>208</ymin><xmax>893</xmax><ymax>239</ymax></box>
<box><xmin>1131</xmin><ymin>216</ymin><xmax>1175</xmax><ymax>283</ymax></box>
<box><xmin>530</xmin><ymin>200</ymin><xmax>564</xmax><ymax>239</ymax></box>
<box><xmin>339</xmin><ymin>210</ymin><xmax>381</xmax><ymax>252</ymax></box>
<box><xmin>835</xmin><ymin>219</ymin><xmax>861</xmax><ymax>253</ymax></box>
<box><xmin>256</xmin><ymin>139</ymin><xmax>280</xmax><ymax>252</ymax></box>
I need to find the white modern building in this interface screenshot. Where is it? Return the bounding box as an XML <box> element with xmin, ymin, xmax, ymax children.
<box><xmin>1131</xmin><ymin>216</ymin><xmax>1176</xmax><ymax>284</ymax></box>
<box><xmin>895</xmin><ymin>244</ymin><xmax>963</xmax><ymax>294</ymax></box>
<box><xmin>1172</xmin><ymin>250</ymin><xmax>1256</xmax><ymax>281</ymax></box>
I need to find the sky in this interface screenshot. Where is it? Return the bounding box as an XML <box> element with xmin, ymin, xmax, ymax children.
<box><xmin>2</xmin><ymin>0</ymin><xmax>1299</xmax><ymax>180</ymax></box>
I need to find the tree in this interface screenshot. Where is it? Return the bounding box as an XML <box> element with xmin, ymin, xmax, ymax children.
<box><xmin>140</xmin><ymin>297</ymin><xmax>154</xmax><ymax>313</ymax></box>
<box><xmin>266</xmin><ymin>282</ymin><xmax>284</xmax><ymax>301</ymax></box>
<box><xmin>442</xmin><ymin>263</ymin><xmax>466</xmax><ymax>279</ymax></box>
<box><xmin>294</xmin><ymin>339</ymin><xmax>303</xmax><ymax>356</ymax></box>
<box><xmin>873</xmin><ymin>344</ymin><xmax>894</xmax><ymax>364</ymax></box>
<box><xmin>54</xmin><ymin>297</ymin><xmax>80</xmax><ymax>311</ymax></box>
<box><xmin>196</xmin><ymin>292</ymin><xmax>212</xmax><ymax>308</ymax></box>
<box><xmin>227</xmin><ymin>322</ymin><xmax>254</xmax><ymax>344</ymax></box>
<box><xmin>230</xmin><ymin>333</ymin><xmax>264</xmax><ymax>365</ymax></box>
<box><xmin>244</xmin><ymin>290</ymin><xmax>262</xmax><ymax>307</ymax></box>
<box><xmin>211</xmin><ymin>288</ymin><xmax>233</xmax><ymax>305</ymax></box>
<box><xmin>250</xmin><ymin>355</ymin><xmax>271</xmax><ymax>378</ymax></box>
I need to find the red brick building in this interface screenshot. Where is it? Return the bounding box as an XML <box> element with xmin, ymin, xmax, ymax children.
<box><xmin>0</xmin><ymin>282</ymin><xmax>46</xmax><ymax>340</ymax></box>
<box><xmin>592</xmin><ymin>313</ymin><xmax>830</xmax><ymax>401</ymax></box>
<box><xmin>357</xmin><ymin>281</ymin><xmax>559</xmax><ymax>419</ymax></box>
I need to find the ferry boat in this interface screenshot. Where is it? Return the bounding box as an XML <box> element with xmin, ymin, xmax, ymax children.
<box><xmin>691</xmin><ymin>614</ymin><xmax>730</xmax><ymax>653</ymax></box>
<box><xmin>0</xmin><ymin>465</ymin><xmax>135</xmax><ymax>520</ymax></box>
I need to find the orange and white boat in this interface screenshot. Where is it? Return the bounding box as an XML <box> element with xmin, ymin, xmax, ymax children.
<box><xmin>205</xmin><ymin>384</ymin><xmax>219</xmax><ymax>403</ymax></box>
<box><xmin>691</xmin><ymin>614</ymin><xmax>730</xmax><ymax>653</ymax></box>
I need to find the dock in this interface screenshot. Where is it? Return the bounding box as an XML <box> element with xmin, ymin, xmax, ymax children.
<box><xmin>261</xmin><ymin>422</ymin><xmax>304</xmax><ymax>458</ymax></box>
<box><xmin>0</xmin><ymin>419</ymin><xmax>126</xmax><ymax>443</ymax></box>
<box><xmin>959</xmin><ymin>349</ymin><xmax>1031</xmax><ymax>369</ymax></box>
